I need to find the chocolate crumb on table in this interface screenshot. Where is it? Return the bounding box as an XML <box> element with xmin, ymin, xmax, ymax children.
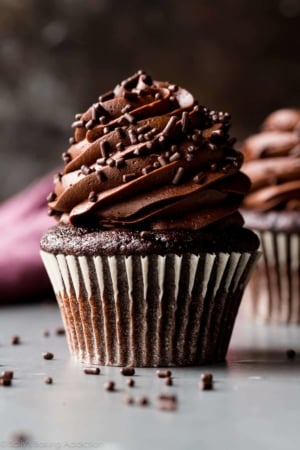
<box><xmin>55</xmin><ymin>327</ymin><xmax>65</xmax><ymax>336</ymax></box>
<box><xmin>137</xmin><ymin>396</ymin><xmax>149</xmax><ymax>406</ymax></box>
<box><xmin>126</xmin><ymin>378</ymin><xmax>135</xmax><ymax>387</ymax></box>
<box><xmin>124</xmin><ymin>395</ymin><xmax>135</xmax><ymax>405</ymax></box>
<box><xmin>157</xmin><ymin>394</ymin><xmax>177</xmax><ymax>411</ymax></box>
<box><xmin>44</xmin><ymin>376</ymin><xmax>53</xmax><ymax>384</ymax></box>
<box><xmin>200</xmin><ymin>372</ymin><xmax>214</xmax><ymax>390</ymax></box>
<box><xmin>9</xmin><ymin>432</ymin><xmax>31</xmax><ymax>446</ymax></box>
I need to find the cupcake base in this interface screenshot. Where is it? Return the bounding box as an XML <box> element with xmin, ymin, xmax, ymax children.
<box><xmin>41</xmin><ymin>250</ymin><xmax>260</xmax><ymax>366</ymax></box>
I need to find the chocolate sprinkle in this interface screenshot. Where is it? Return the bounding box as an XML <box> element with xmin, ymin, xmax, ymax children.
<box><xmin>165</xmin><ymin>377</ymin><xmax>173</xmax><ymax>386</ymax></box>
<box><xmin>43</xmin><ymin>352</ymin><xmax>54</xmax><ymax>360</ymax></box>
<box><xmin>11</xmin><ymin>335</ymin><xmax>20</xmax><ymax>345</ymax></box>
<box><xmin>104</xmin><ymin>380</ymin><xmax>115</xmax><ymax>392</ymax></box>
<box><xmin>172</xmin><ymin>167</ymin><xmax>185</xmax><ymax>185</ymax></box>
<box><xmin>138</xmin><ymin>396</ymin><xmax>149</xmax><ymax>406</ymax></box>
<box><xmin>193</xmin><ymin>172</ymin><xmax>206</xmax><ymax>184</ymax></box>
<box><xmin>88</xmin><ymin>191</ymin><xmax>98</xmax><ymax>202</ymax></box>
<box><xmin>121</xmin><ymin>104</ymin><xmax>133</xmax><ymax>114</ymax></box>
<box><xmin>55</xmin><ymin>327</ymin><xmax>65</xmax><ymax>336</ymax></box>
<box><xmin>126</xmin><ymin>378</ymin><xmax>135</xmax><ymax>387</ymax></box>
<box><xmin>44</xmin><ymin>376</ymin><xmax>53</xmax><ymax>384</ymax></box>
<box><xmin>124</xmin><ymin>112</ymin><xmax>136</xmax><ymax>124</ymax></box>
<box><xmin>100</xmin><ymin>140</ymin><xmax>110</xmax><ymax>158</ymax></box>
<box><xmin>120</xmin><ymin>366</ymin><xmax>135</xmax><ymax>376</ymax></box>
<box><xmin>128</xmin><ymin>129</ymin><xmax>138</xmax><ymax>144</ymax></box>
<box><xmin>169</xmin><ymin>152</ymin><xmax>181</xmax><ymax>162</ymax></box>
<box><xmin>286</xmin><ymin>349</ymin><xmax>296</xmax><ymax>360</ymax></box>
<box><xmin>71</xmin><ymin>120</ymin><xmax>85</xmax><ymax>129</ymax></box>
<box><xmin>47</xmin><ymin>192</ymin><xmax>57</xmax><ymax>203</ymax></box>
<box><xmin>181</xmin><ymin>111</ymin><xmax>190</xmax><ymax>134</ymax></box>
<box><xmin>99</xmin><ymin>90</ymin><xmax>114</xmax><ymax>102</ymax></box>
<box><xmin>124</xmin><ymin>395</ymin><xmax>135</xmax><ymax>405</ymax></box>
<box><xmin>156</xmin><ymin>369</ymin><xmax>172</xmax><ymax>378</ymax></box>
<box><xmin>162</xmin><ymin>116</ymin><xmax>177</xmax><ymax>137</ymax></box>
<box><xmin>84</xmin><ymin>367</ymin><xmax>100</xmax><ymax>375</ymax></box>
<box><xmin>123</xmin><ymin>173</ymin><xmax>136</xmax><ymax>183</ymax></box>
<box><xmin>1</xmin><ymin>370</ymin><xmax>14</xmax><ymax>381</ymax></box>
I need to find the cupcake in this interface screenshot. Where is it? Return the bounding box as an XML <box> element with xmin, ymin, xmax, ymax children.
<box><xmin>40</xmin><ymin>70</ymin><xmax>260</xmax><ymax>366</ymax></box>
<box><xmin>241</xmin><ymin>108</ymin><xmax>300</xmax><ymax>324</ymax></box>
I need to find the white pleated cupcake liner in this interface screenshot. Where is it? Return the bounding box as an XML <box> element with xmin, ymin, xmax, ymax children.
<box><xmin>243</xmin><ymin>231</ymin><xmax>300</xmax><ymax>324</ymax></box>
<box><xmin>41</xmin><ymin>250</ymin><xmax>260</xmax><ymax>366</ymax></box>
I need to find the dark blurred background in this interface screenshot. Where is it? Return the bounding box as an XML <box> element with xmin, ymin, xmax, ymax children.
<box><xmin>0</xmin><ymin>0</ymin><xmax>299</xmax><ymax>201</ymax></box>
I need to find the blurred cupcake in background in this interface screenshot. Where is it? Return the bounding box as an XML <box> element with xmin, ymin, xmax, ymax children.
<box><xmin>241</xmin><ymin>108</ymin><xmax>300</xmax><ymax>324</ymax></box>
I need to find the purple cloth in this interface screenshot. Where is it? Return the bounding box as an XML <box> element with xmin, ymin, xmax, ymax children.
<box><xmin>0</xmin><ymin>173</ymin><xmax>55</xmax><ymax>302</ymax></box>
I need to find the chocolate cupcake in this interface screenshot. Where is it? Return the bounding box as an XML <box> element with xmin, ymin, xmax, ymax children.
<box><xmin>40</xmin><ymin>70</ymin><xmax>260</xmax><ymax>366</ymax></box>
<box><xmin>241</xmin><ymin>108</ymin><xmax>300</xmax><ymax>323</ymax></box>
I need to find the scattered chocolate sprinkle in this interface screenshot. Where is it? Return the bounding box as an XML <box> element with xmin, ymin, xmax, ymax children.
<box><xmin>211</xmin><ymin>129</ymin><xmax>223</xmax><ymax>141</ymax></box>
<box><xmin>120</xmin><ymin>366</ymin><xmax>135</xmax><ymax>376</ymax></box>
<box><xmin>158</xmin><ymin>156</ymin><xmax>168</xmax><ymax>166</ymax></box>
<box><xmin>54</xmin><ymin>172</ymin><xmax>62</xmax><ymax>183</ymax></box>
<box><xmin>208</xmin><ymin>143</ymin><xmax>216</xmax><ymax>152</ymax></box>
<box><xmin>200</xmin><ymin>372</ymin><xmax>213</xmax><ymax>390</ymax></box>
<box><xmin>123</xmin><ymin>173</ymin><xmax>136</xmax><ymax>183</ymax></box>
<box><xmin>140</xmin><ymin>230</ymin><xmax>152</xmax><ymax>239</ymax></box>
<box><xmin>62</xmin><ymin>152</ymin><xmax>71</xmax><ymax>163</ymax></box>
<box><xmin>10</xmin><ymin>432</ymin><xmax>31</xmax><ymax>446</ymax></box>
<box><xmin>172</xmin><ymin>167</ymin><xmax>185</xmax><ymax>185</ymax></box>
<box><xmin>43</xmin><ymin>330</ymin><xmax>50</xmax><ymax>337</ymax></box>
<box><xmin>69</xmin><ymin>137</ymin><xmax>76</xmax><ymax>145</ymax></box>
<box><xmin>181</xmin><ymin>111</ymin><xmax>190</xmax><ymax>134</ymax></box>
<box><xmin>210</xmin><ymin>163</ymin><xmax>217</xmax><ymax>171</ymax></box>
<box><xmin>104</xmin><ymin>380</ymin><xmax>115</xmax><ymax>392</ymax></box>
<box><xmin>1</xmin><ymin>371</ymin><xmax>14</xmax><ymax>381</ymax></box>
<box><xmin>99</xmin><ymin>90</ymin><xmax>114</xmax><ymax>102</ymax></box>
<box><xmin>169</xmin><ymin>152</ymin><xmax>181</xmax><ymax>162</ymax></box>
<box><xmin>11</xmin><ymin>335</ymin><xmax>20</xmax><ymax>345</ymax></box>
<box><xmin>47</xmin><ymin>192</ymin><xmax>57</xmax><ymax>202</ymax></box>
<box><xmin>165</xmin><ymin>377</ymin><xmax>173</xmax><ymax>386</ymax></box>
<box><xmin>142</xmin><ymin>165</ymin><xmax>153</xmax><ymax>175</ymax></box>
<box><xmin>137</xmin><ymin>125</ymin><xmax>151</xmax><ymax>134</ymax></box>
<box><xmin>44</xmin><ymin>376</ymin><xmax>53</xmax><ymax>384</ymax></box>
<box><xmin>126</xmin><ymin>378</ymin><xmax>135</xmax><ymax>387</ymax></box>
<box><xmin>162</xmin><ymin>116</ymin><xmax>177</xmax><ymax>137</ymax></box>
<box><xmin>96</xmin><ymin>170</ymin><xmax>107</xmax><ymax>182</ymax></box>
<box><xmin>222</xmin><ymin>164</ymin><xmax>232</xmax><ymax>173</ymax></box>
<box><xmin>185</xmin><ymin>154</ymin><xmax>194</xmax><ymax>162</ymax></box>
<box><xmin>55</xmin><ymin>327</ymin><xmax>65</xmax><ymax>336</ymax></box>
<box><xmin>155</xmin><ymin>92</ymin><xmax>162</xmax><ymax>99</ymax></box>
<box><xmin>99</xmin><ymin>116</ymin><xmax>108</xmax><ymax>125</ymax></box>
<box><xmin>138</xmin><ymin>134</ymin><xmax>145</xmax><ymax>142</ymax></box>
<box><xmin>158</xmin><ymin>135</ymin><xmax>166</xmax><ymax>146</ymax></box>
<box><xmin>157</xmin><ymin>394</ymin><xmax>177</xmax><ymax>411</ymax></box>
<box><xmin>116</xmin><ymin>142</ymin><xmax>125</xmax><ymax>151</ymax></box>
<box><xmin>124</xmin><ymin>395</ymin><xmax>135</xmax><ymax>405</ymax></box>
<box><xmin>81</xmin><ymin>165</ymin><xmax>93</xmax><ymax>176</ymax></box>
<box><xmin>86</xmin><ymin>119</ymin><xmax>95</xmax><ymax>130</ymax></box>
<box><xmin>124</xmin><ymin>91</ymin><xmax>138</xmax><ymax>101</ymax></box>
<box><xmin>156</xmin><ymin>369</ymin><xmax>172</xmax><ymax>378</ymax></box>
<box><xmin>153</xmin><ymin>161</ymin><xmax>160</xmax><ymax>169</ymax></box>
<box><xmin>48</xmin><ymin>208</ymin><xmax>57</xmax><ymax>217</ymax></box>
<box><xmin>128</xmin><ymin>129</ymin><xmax>138</xmax><ymax>144</ymax></box>
<box><xmin>141</xmin><ymin>73</ymin><xmax>152</xmax><ymax>85</ymax></box>
<box><xmin>84</xmin><ymin>367</ymin><xmax>100</xmax><ymax>375</ymax></box>
<box><xmin>43</xmin><ymin>352</ymin><xmax>54</xmax><ymax>360</ymax></box>
<box><xmin>192</xmin><ymin>132</ymin><xmax>202</xmax><ymax>143</ymax></box>
<box><xmin>124</xmin><ymin>112</ymin><xmax>136</xmax><ymax>124</ymax></box>
<box><xmin>103</xmin><ymin>126</ymin><xmax>110</xmax><ymax>134</ymax></box>
<box><xmin>121</xmin><ymin>104</ymin><xmax>133</xmax><ymax>114</ymax></box>
<box><xmin>75</xmin><ymin>113</ymin><xmax>82</xmax><ymax>120</ymax></box>
<box><xmin>88</xmin><ymin>191</ymin><xmax>98</xmax><ymax>202</ymax></box>
<box><xmin>100</xmin><ymin>140</ymin><xmax>110</xmax><ymax>158</ymax></box>
<box><xmin>116</xmin><ymin>127</ymin><xmax>125</xmax><ymax>139</ymax></box>
<box><xmin>133</xmin><ymin>148</ymin><xmax>141</xmax><ymax>156</ymax></box>
<box><xmin>169</xmin><ymin>95</ymin><xmax>175</xmax><ymax>102</ymax></box>
<box><xmin>71</xmin><ymin>120</ymin><xmax>85</xmax><ymax>129</ymax></box>
<box><xmin>106</xmin><ymin>158</ymin><xmax>116</xmax><ymax>167</ymax></box>
<box><xmin>96</xmin><ymin>157</ymin><xmax>106</xmax><ymax>165</ymax></box>
<box><xmin>116</xmin><ymin>157</ymin><xmax>125</xmax><ymax>168</ymax></box>
<box><xmin>0</xmin><ymin>377</ymin><xmax>12</xmax><ymax>386</ymax></box>
<box><xmin>193</xmin><ymin>172</ymin><xmax>206</xmax><ymax>184</ymax></box>
<box><xmin>121</xmin><ymin>72</ymin><xmax>141</xmax><ymax>89</ymax></box>
<box><xmin>187</xmin><ymin>145</ymin><xmax>196</xmax><ymax>153</ymax></box>
<box><xmin>286</xmin><ymin>349</ymin><xmax>296</xmax><ymax>360</ymax></box>
<box><xmin>138</xmin><ymin>396</ymin><xmax>149</xmax><ymax>406</ymax></box>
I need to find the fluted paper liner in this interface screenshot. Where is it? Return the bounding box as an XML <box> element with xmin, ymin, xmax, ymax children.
<box><xmin>243</xmin><ymin>231</ymin><xmax>300</xmax><ymax>324</ymax></box>
<box><xmin>41</xmin><ymin>250</ymin><xmax>260</xmax><ymax>366</ymax></box>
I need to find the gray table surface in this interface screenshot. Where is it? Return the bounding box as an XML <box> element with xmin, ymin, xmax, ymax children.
<box><xmin>0</xmin><ymin>302</ymin><xmax>299</xmax><ymax>450</ymax></box>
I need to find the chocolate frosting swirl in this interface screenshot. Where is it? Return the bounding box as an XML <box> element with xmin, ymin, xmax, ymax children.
<box><xmin>48</xmin><ymin>70</ymin><xmax>250</xmax><ymax>230</ymax></box>
<box><xmin>242</xmin><ymin>108</ymin><xmax>300</xmax><ymax>212</ymax></box>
